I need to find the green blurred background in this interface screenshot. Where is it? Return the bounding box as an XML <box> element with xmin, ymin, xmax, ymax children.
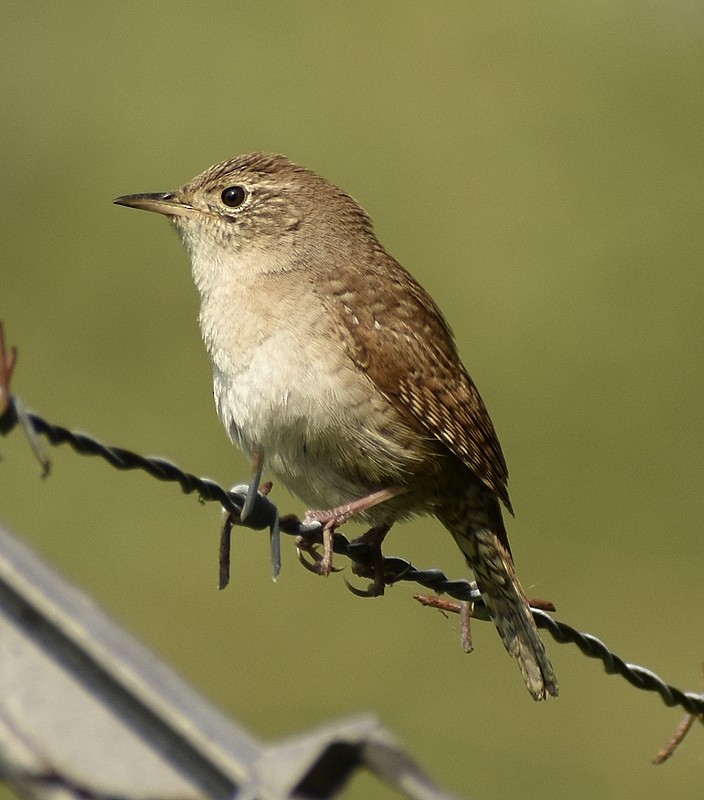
<box><xmin>2</xmin><ymin>3</ymin><xmax>703</xmax><ymax>798</ymax></box>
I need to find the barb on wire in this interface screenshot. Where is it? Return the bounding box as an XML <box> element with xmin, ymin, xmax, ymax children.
<box><xmin>0</xmin><ymin>324</ymin><xmax>49</xmax><ymax>475</ymax></box>
<box><xmin>651</xmin><ymin>663</ymin><xmax>704</xmax><ymax>764</ymax></box>
<box><xmin>0</xmin><ymin>323</ymin><xmax>17</xmax><ymax>421</ymax></box>
<box><xmin>2</xmin><ymin>390</ymin><xmax>704</xmax><ymax>737</ymax></box>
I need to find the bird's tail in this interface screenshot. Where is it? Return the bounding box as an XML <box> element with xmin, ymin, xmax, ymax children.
<box><xmin>439</xmin><ymin>507</ymin><xmax>558</xmax><ymax>700</ymax></box>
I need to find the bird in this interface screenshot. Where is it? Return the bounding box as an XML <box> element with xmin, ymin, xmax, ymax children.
<box><xmin>114</xmin><ymin>152</ymin><xmax>558</xmax><ymax>700</ymax></box>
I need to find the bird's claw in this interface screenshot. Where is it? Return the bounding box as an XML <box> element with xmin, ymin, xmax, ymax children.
<box><xmin>296</xmin><ymin>540</ymin><xmax>343</xmax><ymax>576</ymax></box>
<box><xmin>296</xmin><ymin>545</ymin><xmax>321</xmax><ymax>574</ymax></box>
<box><xmin>343</xmin><ymin>572</ymin><xmax>384</xmax><ymax>597</ymax></box>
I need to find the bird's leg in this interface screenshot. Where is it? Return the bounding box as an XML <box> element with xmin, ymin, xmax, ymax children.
<box><xmin>302</xmin><ymin>485</ymin><xmax>407</xmax><ymax>577</ymax></box>
<box><xmin>296</xmin><ymin>537</ymin><xmax>344</xmax><ymax>574</ymax></box>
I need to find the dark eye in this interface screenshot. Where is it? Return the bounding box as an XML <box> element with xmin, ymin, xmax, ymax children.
<box><xmin>221</xmin><ymin>185</ymin><xmax>247</xmax><ymax>208</ymax></box>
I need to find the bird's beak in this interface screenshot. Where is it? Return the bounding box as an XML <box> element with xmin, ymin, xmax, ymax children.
<box><xmin>113</xmin><ymin>192</ymin><xmax>193</xmax><ymax>218</ymax></box>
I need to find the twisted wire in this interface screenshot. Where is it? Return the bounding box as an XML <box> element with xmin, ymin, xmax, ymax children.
<box><xmin>27</xmin><ymin>411</ymin><xmax>244</xmax><ymax>516</ymax></box>
<box><xmin>3</xmin><ymin>398</ymin><xmax>703</xmax><ymax>718</ymax></box>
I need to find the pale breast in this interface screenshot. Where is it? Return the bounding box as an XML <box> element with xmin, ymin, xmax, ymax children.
<box><xmin>211</xmin><ymin>324</ymin><xmax>437</xmax><ymax>515</ymax></box>
<box><xmin>196</xmin><ymin>259</ymin><xmax>440</xmax><ymax>518</ymax></box>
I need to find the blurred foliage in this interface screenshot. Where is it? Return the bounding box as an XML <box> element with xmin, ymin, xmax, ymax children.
<box><xmin>1</xmin><ymin>3</ymin><xmax>704</xmax><ymax>799</ymax></box>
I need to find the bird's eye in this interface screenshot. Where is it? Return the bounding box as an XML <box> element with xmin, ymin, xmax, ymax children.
<box><xmin>220</xmin><ymin>185</ymin><xmax>247</xmax><ymax>208</ymax></box>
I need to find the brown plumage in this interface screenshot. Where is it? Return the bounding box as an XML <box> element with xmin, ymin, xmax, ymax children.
<box><xmin>114</xmin><ymin>152</ymin><xmax>557</xmax><ymax>700</ymax></box>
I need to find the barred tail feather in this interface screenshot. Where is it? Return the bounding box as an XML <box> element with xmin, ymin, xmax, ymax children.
<box><xmin>448</xmin><ymin>524</ymin><xmax>558</xmax><ymax>701</ymax></box>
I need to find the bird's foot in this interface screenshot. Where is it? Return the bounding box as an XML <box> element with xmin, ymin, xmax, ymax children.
<box><xmin>301</xmin><ymin>486</ymin><xmax>405</xmax><ymax>577</ymax></box>
<box><xmin>298</xmin><ymin>513</ymin><xmax>345</xmax><ymax>577</ymax></box>
<box><xmin>296</xmin><ymin>536</ymin><xmax>342</xmax><ymax>575</ymax></box>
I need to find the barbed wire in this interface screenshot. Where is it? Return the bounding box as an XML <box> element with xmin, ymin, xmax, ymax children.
<box><xmin>2</xmin><ymin>395</ymin><xmax>704</xmax><ymax>728</ymax></box>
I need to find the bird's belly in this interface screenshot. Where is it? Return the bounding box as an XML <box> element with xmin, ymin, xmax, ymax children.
<box><xmin>211</xmin><ymin>336</ymin><xmax>438</xmax><ymax>517</ymax></box>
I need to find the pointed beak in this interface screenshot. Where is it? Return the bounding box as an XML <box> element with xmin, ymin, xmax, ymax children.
<box><xmin>113</xmin><ymin>192</ymin><xmax>193</xmax><ymax>218</ymax></box>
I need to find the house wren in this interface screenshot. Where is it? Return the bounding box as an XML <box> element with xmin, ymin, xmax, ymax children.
<box><xmin>114</xmin><ymin>153</ymin><xmax>558</xmax><ymax>700</ymax></box>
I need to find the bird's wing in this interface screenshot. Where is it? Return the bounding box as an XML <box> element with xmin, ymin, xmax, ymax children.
<box><xmin>316</xmin><ymin>256</ymin><xmax>512</xmax><ymax>512</ymax></box>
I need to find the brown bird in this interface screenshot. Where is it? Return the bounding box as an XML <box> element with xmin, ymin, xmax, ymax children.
<box><xmin>115</xmin><ymin>153</ymin><xmax>558</xmax><ymax>700</ymax></box>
